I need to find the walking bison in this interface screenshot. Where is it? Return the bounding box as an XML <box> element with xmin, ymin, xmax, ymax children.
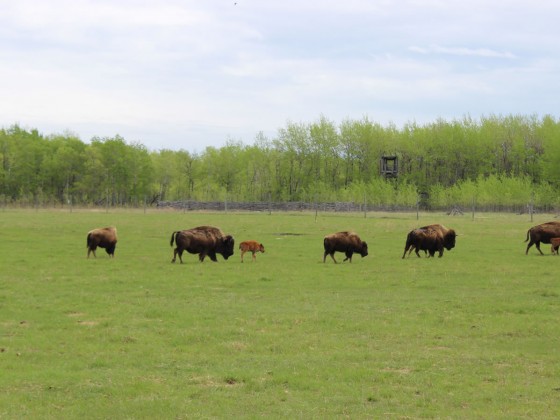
<box><xmin>87</xmin><ymin>227</ymin><xmax>117</xmax><ymax>258</ymax></box>
<box><xmin>525</xmin><ymin>221</ymin><xmax>560</xmax><ymax>255</ymax></box>
<box><xmin>170</xmin><ymin>226</ymin><xmax>234</xmax><ymax>263</ymax></box>
<box><xmin>402</xmin><ymin>224</ymin><xmax>456</xmax><ymax>258</ymax></box>
<box><xmin>323</xmin><ymin>231</ymin><xmax>368</xmax><ymax>263</ymax></box>
<box><xmin>239</xmin><ymin>240</ymin><xmax>265</xmax><ymax>262</ymax></box>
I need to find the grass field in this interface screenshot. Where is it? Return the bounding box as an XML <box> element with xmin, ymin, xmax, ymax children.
<box><xmin>1</xmin><ymin>209</ymin><xmax>559</xmax><ymax>418</ymax></box>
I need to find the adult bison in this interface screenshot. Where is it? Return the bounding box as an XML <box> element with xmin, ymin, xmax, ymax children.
<box><xmin>525</xmin><ymin>221</ymin><xmax>560</xmax><ymax>255</ymax></box>
<box><xmin>87</xmin><ymin>227</ymin><xmax>117</xmax><ymax>258</ymax></box>
<box><xmin>323</xmin><ymin>231</ymin><xmax>368</xmax><ymax>263</ymax></box>
<box><xmin>402</xmin><ymin>224</ymin><xmax>456</xmax><ymax>258</ymax></box>
<box><xmin>170</xmin><ymin>226</ymin><xmax>234</xmax><ymax>263</ymax></box>
<box><xmin>403</xmin><ymin>223</ymin><xmax>456</xmax><ymax>258</ymax></box>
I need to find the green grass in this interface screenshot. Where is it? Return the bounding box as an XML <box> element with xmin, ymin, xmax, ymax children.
<box><xmin>1</xmin><ymin>209</ymin><xmax>560</xmax><ymax>418</ymax></box>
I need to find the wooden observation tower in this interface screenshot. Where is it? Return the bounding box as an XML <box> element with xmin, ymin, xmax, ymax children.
<box><xmin>380</xmin><ymin>155</ymin><xmax>398</xmax><ymax>179</ymax></box>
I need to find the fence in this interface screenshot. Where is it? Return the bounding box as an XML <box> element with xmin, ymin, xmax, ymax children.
<box><xmin>155</xmin><ymin>200</ymin><xmax>556</xmax><ymax>215</ymax></box>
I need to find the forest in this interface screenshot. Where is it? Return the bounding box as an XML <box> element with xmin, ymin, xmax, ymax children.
<box><xmin>1</xmin><ymin>114</ymin><xmax>560</xmax><ymax>211</ymax></box>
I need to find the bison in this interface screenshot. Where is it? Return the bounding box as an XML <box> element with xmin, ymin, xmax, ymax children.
<box><xmin>403</xmin><ymin>224</ymin><xmax>455</xmax><ymax>258</ymax></box>
<box><xmin>87</xmin><ymin>227</ymin><xmax>117</xmax><ymax>258</ymax></box>
<box><xmin>323</xmin><ymin>231</ymin><xmax>368</xmax><ymax>263</ymax></box>
<box><xmin>525</xmin><ymin>221</ymin><xmax>560</xmax><ymax>255</ymax></box>
<box><xmin>402</xmin><ymin>224</ymin><xmax>456</xmax><ymax>259</ymax></box>
<box><xmin>551</xmin><ymin>237</ymin><xmax>560</xmax><ymax>255</ymax></box>
<box><xmin>170</xmin><ymin>226</ymin><xmax>234</xmax><ymax>263</ymax></box>
<box><xmin>239</xmin><ymin>240</ymin><xmax>265</xmax><ymax>262</ymax></box>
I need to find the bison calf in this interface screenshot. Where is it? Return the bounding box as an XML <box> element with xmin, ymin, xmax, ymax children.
<box><xmin>323</xmin><ymin>231</ymin><xmax>368</xmax><ymax>263</ymax></box>
<box><xmin>239</xmin><ymin>240</ymin><xmax>265</xmax><ymax>262</ymax></box>
<box><xmin>87</xmin><ymin>227</ymin><xmax>117</xmax><ymax>258</ymax></box>
<box><xmin>551</xmin><ymin>237</ymin><xmax>560</xmax><ymax>255</ymax></box>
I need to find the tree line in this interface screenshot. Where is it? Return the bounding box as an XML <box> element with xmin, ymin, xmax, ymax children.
<box><xmin>1</xmin><ymin>114</ymin><xmax>560</xmax><ymax>210</ymax></box>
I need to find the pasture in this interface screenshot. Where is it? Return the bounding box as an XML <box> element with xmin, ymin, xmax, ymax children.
<box><xmin>1</xmin><ymin>209</ymin><xmax>559</xmax><ymax>418</ymax></box>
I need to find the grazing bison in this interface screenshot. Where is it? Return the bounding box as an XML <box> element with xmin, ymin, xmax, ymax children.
<box><xmin>525</xmin><ymin>221</ymin><xmax>560</xmax><ymax>255</ymax></box>
<box><xmin>87</xmin><ymin>227</ymin><xmax>117</xmax><ymax>258</ymax></box>
<box><xmin>402</xmin><ymin>224</ymin><xmax>456</xmax><ymax>259</ymax></box>
<box><xmin>323</xmin><ymin>231</ymin><xmax>368</xmax><ymax>263</ymax></box>
<box><xmin>239</xmin><ymin>240</ymin><xmax>265</xmax><ymax>262</ymax></box>
<box><xmin>551</xmin><ymin>237</ymin><xmax>560</xmax><ymax>255</ymax></box>
<box><xmin>170</xmin><ymin>226</ymin><xmax>234</xmax><ymax>263</ymax></box>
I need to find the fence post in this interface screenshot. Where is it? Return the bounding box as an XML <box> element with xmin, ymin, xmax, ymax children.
<box><xmin>530</xmin><ymin>192</ymin><xmax>534</xmax><ymax>223</ymax></box>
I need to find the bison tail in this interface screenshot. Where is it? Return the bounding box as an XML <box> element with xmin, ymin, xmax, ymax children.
<box><xmin>525</xmin><ymin>229</ymin><xmax>530</xmax><ymax>242</ymax></box>
<box><xmin>86</xmin><ymin>232</ymin><xmax>92</xmax><ymax>248</ymax></box>
<box><xmin>170</xmin><ymin>231</ymin><xmax>178</xmax><ymax>247</ymax></box>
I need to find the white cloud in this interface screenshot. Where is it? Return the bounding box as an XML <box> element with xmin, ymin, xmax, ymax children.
<box><xmin>0</xmin><ymin>0</ymin><xmax>559</xmax><ymax>150</ymax></box>
<box><xmin>410</xmin><ymin>45</ymin><xmax>517</xmax><ymax>59</ymax></box>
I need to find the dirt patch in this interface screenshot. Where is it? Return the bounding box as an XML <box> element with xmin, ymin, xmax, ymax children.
<box><xmin>77</xmin><ymin>320</ymin><xmax>98</xmax><ymax>326</ymax></box>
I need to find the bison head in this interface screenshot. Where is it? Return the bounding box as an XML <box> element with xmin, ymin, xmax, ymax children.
<box><xmin>360</xmin><ymin>241</ymin><xmax>369</xmax><ymax>257</ymax></box>
<box><xmin>220</xmin><ymin>235</ymin><xmax>235</xmax><ymax>260</ymax></box>
<box><xmin>443</xmin><ymin>230</ymin><xmax>456</xmax><ymax>250</ymax></box>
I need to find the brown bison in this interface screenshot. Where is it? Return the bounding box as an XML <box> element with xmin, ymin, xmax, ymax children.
<box><xmin>87</xmin><ymin>227</ymin><xmax>117</xmax><ymax>258</ymax></box>
<box><xmin>551</xmin><ymin>237</ymin><xmax>560</xmax><ymax>255</ymax></box>
<box><xmin>239</xmin><ymin>240</ymin><xmax>265</xmax><ymax>262</ymax></box>
<box><xmin>525</xmin><ymin>221</ymin><xmax>560</xmax><ymax>255</ymax></box>
<box><xmin>403</xmin><ymin>224</ymin><xmax>456</xmax><ymax>258</ymax></box>
<box><xmin>402</xmin><ymin>224</ymin><xmax>456</xmax><ymax>259</ymax></box>
<box><xmin>323</xmin><ymin>231</ymin><xmax>368</xmax><ymax>263</ymax></box>
<box><xmin>170</xmin><ymin>226</ymin><xmax>234</xmax><ymax>263</ymax></box>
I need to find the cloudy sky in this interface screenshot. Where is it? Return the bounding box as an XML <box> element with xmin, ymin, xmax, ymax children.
<box><xmin>1</xmin><ymin>1</ymin><xmax>559</xmax><ymax>151</ymax></box>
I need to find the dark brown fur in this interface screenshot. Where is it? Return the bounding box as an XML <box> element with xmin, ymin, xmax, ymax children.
<box><xmin>525</xmin><ymin>221</ymin><xmax>560</xmax><ymax>255</ymax></box>
<box><xmin>170</xmin><ymin>226</ymin><xmax>234</xmax><ymax>263</ymax></box>
<box><xmin>323</xmin><ymin>231</ymin><xmax>368</xmax><ymax>263</ymax></box>
<box><xmin>402</xmin><ymin>224</ymin><xmax>456</xmax><ymax>259</ymax></box>
<box><xmin>87</xmin><ymin>227</ymin><xmax>117</xmax><ymax>258</ymax></box>
<box><xmin>239</xmin><ymin>240</ymin><xmax>265</xmax><ymax>262</ymax></box>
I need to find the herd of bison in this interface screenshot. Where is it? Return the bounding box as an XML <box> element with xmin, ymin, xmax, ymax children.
<box><xmin>86</xmin><ymin>221</ymin><xmax>560</xmax><ymax>263</ymax></box>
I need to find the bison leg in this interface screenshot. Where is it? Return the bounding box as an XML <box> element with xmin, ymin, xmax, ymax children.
<box><xmin>87</xmin><ymin>246</ymin><xmax>97</xmax><ymax>258</ymax></box>
<box><xmin>525</xmin><ymin>240</ymin><xmax>543</xmax><ymax>255</ymax></box>
<box><xmin>402</xmin><ymin>244</ymin><xmax>412</xmax><ymax>259</ymax></box>
<box><xmin>324</xmin><ymin>252</ymin><xmax>337</xmax><ymax>263</ymax></box>
<box><xmin>252</xmin><ymin>251</ymin><xmax>257</xmax><ymax>262</ymax></box>
<box><xmin>240</xmin><ymin>250</ymin><xmax>245</xmax><ymax>263</ymax></box>
<box><xmin>535</xmin><ymin>242</ymin><xmax>544</xmax><ymax>255</ymax></box>
<box><xmin>171</xmin><ymin>248</ymin><xmax>183</xmax><ymax>263</ymax></box>
<box><xmin>208</xmin><ymin>252</ymin><xmax>218</xmax><ymax>262</ymax></box>
<box><xmin>106</xmin><ymin>244</ymin><xmax>116</xmax><ymax>257</ymax></box>
<box><xmin>527</xmin><ymin>241</ymin><xmax>544</xmax><ymax>255</ymax></box>
<box><xmin>343</xmin><ymin>251</ymin><xmax>353</xmax><ymax>263</ymax></box>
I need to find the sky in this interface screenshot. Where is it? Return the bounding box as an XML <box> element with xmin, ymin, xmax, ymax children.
<box><xmin>1</xmin><ymin>1</ymin><xmax>559</xmax><ymax>152</ymax></box>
